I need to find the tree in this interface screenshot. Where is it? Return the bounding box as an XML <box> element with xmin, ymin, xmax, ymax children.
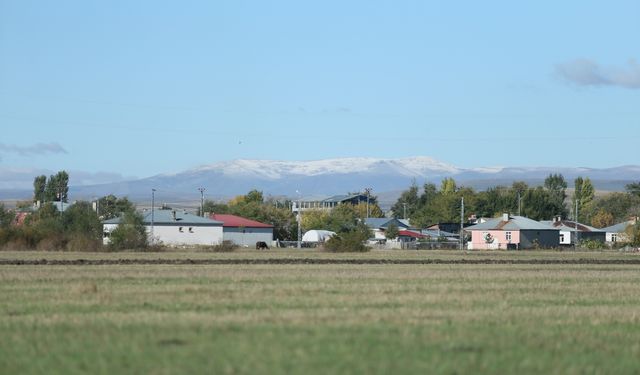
<box><xmin>391</xmin><ymin>182</ymin><xmax>420</xmax><ymax>219</ymax></box>
<box><xmin>62</xmin><ymin>201</ymin><xmax>102</xmax><ymax>251</ymax></box>
<box><xmin>97</xmin><ymin>195</ymin><xmax>136</xmax><ymax>220</ymax></box>
<box><xmin>544</xmin><ymin>174</ymin><xmax>568</xmax><ymax>217</ymax></box>
<box><xmin>590</xmin><ymin>192</ymin><xmax>640</xmax><ymax>224</ymax></box>
<box><xmin>626</xmin><ymin>182</ymin><xmax>640</xmax><ymax>197</ymax></box>
<box><xmin>244</xmin><ymin>189</ymin><xmax>264</xmax><ymax>204</ymax></box>
<box><xmin>573</xmin><ymin>177</ymin><xmax>595</xmax><ymax>222</ymax></box>
<box><xmin>591</xmin><ymin>209</ymin><xmax>614</xmax><ymax>229</ymax></box>
<box><xmin>44</xmin><ymin>171</ymin><xmax>69</xmax><ymax>202</ymax></box>
<box><xmin>201</xmin><ymin>200</ymin><xmax>230</xmax><ymax>215</ymax></box>
<box><xmin>109</xmin><ymin>211</ymin><xmax>148</xmax><ymax>250</ymax></box>
<box><xmin>33</xmin><ymin>175</ymin><xmax>47</xmax><ymax>203</ymax></box>
<box><xmin>385</xmin><ymin>223</ymin><xmax>399</xmax><ymax>240</ymax></box>
<box><xmin>440</xmin><ymin>178</ymin><xmax>457</xmax><ymax>194</ymax></box>
<box><xmin>0</xmin><ymin>204</ymin><xmax>14</xmax><ymax>229</ymax></box>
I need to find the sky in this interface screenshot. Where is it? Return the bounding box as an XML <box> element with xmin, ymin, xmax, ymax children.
<box><xmin>1</xmin><ymin>0</ymin><xmax>639</xmax><ymax>188</ymax></box>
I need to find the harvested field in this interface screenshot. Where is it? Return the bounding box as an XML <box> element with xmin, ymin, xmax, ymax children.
<box><xmin>1</xmin><ymin>250</ymin><xmax>640</xmax><ymax>374</ymax></box>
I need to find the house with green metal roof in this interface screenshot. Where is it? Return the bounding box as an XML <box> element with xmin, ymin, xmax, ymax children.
<box><xmin>466</xmin><ymin>214</ymin><xmax>559</xmax><ymax>250</ymax></box>
<box><xmin>103</xmin><ymin>209</ymin><xmax>223</xmax><ymax>246</ymax></box>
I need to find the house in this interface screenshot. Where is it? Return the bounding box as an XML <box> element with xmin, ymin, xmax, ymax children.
<box><xmin>602</xmin><ymin>218</ymin><xmax>638</xmax><ymax>244</ymax></box>
<box><xmin>209</xmin><ymin>214</ymin><xmax>274</xmax><ymax>247</ymax></box>
<box><xmin>294</xmin><ymin>193</ymin><xmax>377</xmax><ymax>212</ymax></box>
<box><xmin>425</xmin><ymin>222</ymin><xmax>472</xmax><ymax>234</ymax></box>
<box><xmin>103</xmin><ymin>209</ymin><xmax>224</xmax><ymax>246</ymax></box>
<box><xmin>539</xmin><ymin>217</ymin><xmax>606</xmax><ymax>245</ymax></box>
<box><xmin>364</xmin><ymin>218</ymin><xmax>411</xmax><ymax>240</ymax></box>
<box><xmin>397</xmin><ymin>230</ymin><xmax>427</xmax><ymax>242</ymax></box>
<box><xmin>466</xmin><ymin>214</ymin><xmax>559</xmax><ymax>250</ymax></box>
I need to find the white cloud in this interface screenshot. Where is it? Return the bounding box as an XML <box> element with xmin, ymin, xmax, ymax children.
<box><xmin>0</xmin><ymin>167</ymin><xmax>132</xmax><ymax>190</ymax></box>
<box><xmin>0</xmin><ymin>142</ymin><xmax>68</xmax><ymax>157</ymax></box>
<box><xmin>555</xmin><ymin>59</ymin><xmax>640</xmax><ymax>89</ymax></box>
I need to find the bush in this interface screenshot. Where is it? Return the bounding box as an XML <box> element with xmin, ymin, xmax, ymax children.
<box><xmin>108</xmin><ymin>211</ymin><xmax>148</xmax><ymax>251</ymax></box>
<box><xmin>324</xmin><ymin>230</ymin><xmax>370</xmax><ymax>252</ymax></box>
<box><xmin>579</xmin><ymin>239</ymin><xmax>606</xmax><ymax>251</ymax></box>
<box><xmin>211</xmin><ymin>240</ymin><xmax>237</xmax><ymax>252</ymax></box>
<box><xmin>65</xmin><ymin>233</ymin><xmax>102</xmax><ymax>252</ymax></box>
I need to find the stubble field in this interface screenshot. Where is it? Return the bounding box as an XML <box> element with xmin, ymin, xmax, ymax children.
<box><xmin>1</xmin><ymin>250</ymin><xmax>640</xmax><ymax>374</ymax></box>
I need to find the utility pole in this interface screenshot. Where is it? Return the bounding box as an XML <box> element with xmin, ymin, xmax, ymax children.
<box><xmin>198</xmin><ymin>187</ymin><xmax>206</xmax><ymax>217</ymax></box>
<box><xmin>296</xmin><ymin>190</ymin><xmax>302</xmax><ymax>249</ymax></box>
<box><xmin>460</xmin><ymin>196</ymin><xmax>465</xmax><ymax>250</ymax></box>
<box><xmin>403</xmin><ymin>202</ymin><xmax>407</xmax><ymax>220</ymax></box>
<box><xmin>151</xmin><ymin>189</ymin><xmax>156</xmax><ymax>246</ymax></box>
<box><xmin>364</xmin><ymin>187</ymin><xmax>372</xmax><ymax>218</ymax></box>
<box><xmin>518</xmin><ymin>192</ymin><xmax>522</xmax><ymax>216</ymax></box>
<box><xmin>574</xmin><ymin>198</ymin><xmax>579</xmax><ymax>251</ymax></box>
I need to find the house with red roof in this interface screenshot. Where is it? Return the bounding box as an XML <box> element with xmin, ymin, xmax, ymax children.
<box><xmin>209</xmin><ymin>214</ymin><xmax>274</xmax><ymax>247</ymax></box>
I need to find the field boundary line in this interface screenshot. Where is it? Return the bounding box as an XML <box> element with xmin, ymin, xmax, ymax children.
<box><xmin>2</xmin><ymin>258</ymin><xmax>640</xmax><ymax>266</ymax></box>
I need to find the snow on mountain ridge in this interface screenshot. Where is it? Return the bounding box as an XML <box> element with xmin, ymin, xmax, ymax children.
<box><xmin>189</xmin><ymin>157</ymin><xmax>460</xmax><ymax>179</ymax></box>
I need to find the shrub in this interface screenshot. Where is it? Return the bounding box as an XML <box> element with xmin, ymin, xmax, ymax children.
<box><xmin>324</xmin><ymin>230</ymin><xmax>370</xmax><ymax>253</ymax></box>
<box><xmin>211</xmin><ymin>240</ymin><xmax>237</xmax><ymax>252</ymax></box>
<box><xmin>579</xmin><ymin>239</ymin><xmax>606</xmax><ymax>251</ymax></box>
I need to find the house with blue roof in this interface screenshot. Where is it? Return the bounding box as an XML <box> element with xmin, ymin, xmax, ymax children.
<box><xmin>364</xmin><ymin>218</ymin><xmax>411</xmax><ymax>240</ymax></box>
<box><xmin>103</xmin><ymin>209</ymin><xmax>224</xmax><ymax>246</ymax></box>
<box><xmin>466</xmin><ymin>214</ymin><xmax>559</xmax><ymax>250</ymax></box>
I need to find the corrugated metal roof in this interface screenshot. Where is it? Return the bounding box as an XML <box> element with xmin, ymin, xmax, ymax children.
<box><xmin>364</xmin><ymin>218</ymin><xmax>410</xmax><ymax>229</ymax></box>
<box><xmin>540</xmin><ymin>220</ymin><xmax>603</xmax><ymax>232</ymax></box>
<box><xmin>466</xmin><ymin>215</ymin><xmax>556</xmax><ymax>231</ymax></box>
<box><xmin>210</xmin><ymin>214</ymin><xmax>273</xmax><ymax>228</ymax></box>
<box><xmin>103</xmin><ymin>209</ymin><xmax>223</xmax><ymax>226</ymax></box>
<box><xmin>602</xmin><ymin>221</ymin><xmax>634</xmax><ymax>233</ymax></box>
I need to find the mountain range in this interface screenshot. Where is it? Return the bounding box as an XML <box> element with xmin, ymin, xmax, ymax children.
<box><xmin>2</xmin><ymin>157</ymin><xmax>639</xmax><ymax>207</ymax></box>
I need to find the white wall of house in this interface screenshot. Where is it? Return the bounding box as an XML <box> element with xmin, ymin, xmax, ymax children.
<box><xmin>148</xmin><ymin>225</ymin><xmax>223</xmax><ymax>246</ymax></box>
<box><xmin>606</xmin><ymin>232</ymin><xmax>628</xmax><ymax>244</ymax></box>
<box><xmin>103</xmin><ymin>223</ymin><xmax>223</xmax><ymax>246</ymax></box>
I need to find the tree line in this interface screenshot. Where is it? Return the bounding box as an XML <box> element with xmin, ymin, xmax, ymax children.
<box><xmin>390</xmin><ymin>174</ymin><xmax>640</xmax><ymax>230</ymax></box>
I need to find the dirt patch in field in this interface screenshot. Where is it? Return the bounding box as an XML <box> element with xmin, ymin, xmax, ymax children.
<box><xmin>2</xmin><ymin>258</ymin><xmax>640</xmax><ymax>266</ymax></box>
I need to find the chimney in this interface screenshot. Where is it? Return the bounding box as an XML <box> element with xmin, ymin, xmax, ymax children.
<box><xmin>554</xmin><ymin>215</ymin><xmax>562</xmax><ymax>223</ymax></box>
<box><xmin>502</xmin><ymin>213</ymin><xmax>509</xmax><ymax>222</ymax></box>
<box><xmin>172</xmin><ymin>210</ymin><xmax>177</xmax><ymax>221</ymax></box>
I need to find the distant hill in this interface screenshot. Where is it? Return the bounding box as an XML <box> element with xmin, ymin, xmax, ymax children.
<box><xmin>2</xmin><ymin>157</ymin><xmax>639</xmax><ymax>209</ymax></box>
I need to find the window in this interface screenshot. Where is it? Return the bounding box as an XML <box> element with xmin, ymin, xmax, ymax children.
<box><xmin>505</xmin><ymin>232</ymin><xmax>512</xmax><ymax>242</ymax></box>
<box><xmin>559</xmin><ymin>234</ymin><xmax>565</xmax><ymax>243</ymax></box>
<box><xmin>611</xmin><ymin>233</ymin><xmax>618</xmax><ymax>243</ymax></box>
<box><xmin>189</xmin><ymin>227</ymin><xmax>194</xmax><ymax>233</ymax></box>
<box><xmin>178</xmin><ymin>227</ymin><xmax>183</xmax><ymax>232</ymax></box>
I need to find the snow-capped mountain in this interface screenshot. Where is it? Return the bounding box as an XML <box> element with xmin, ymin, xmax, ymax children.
<box><xmin>2</xmin><ymin>157</ymin><xmax>640</xmax><ymax>204</ymax></box>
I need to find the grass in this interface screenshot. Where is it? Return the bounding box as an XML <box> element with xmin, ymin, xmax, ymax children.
<box><xmin>2</xmin><ymin>251</ymin><xmax>640</xmax><ymax>374</ymax></box>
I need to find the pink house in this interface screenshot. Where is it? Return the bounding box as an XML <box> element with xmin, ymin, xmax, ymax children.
<box><xmin>466</xmin><ymin>214</ymin><xmax>559</xmax><ymax>250</ymax></box>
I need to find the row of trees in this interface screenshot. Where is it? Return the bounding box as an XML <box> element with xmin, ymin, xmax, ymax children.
<box><xmin>200</xmin><ymin>189</ymin><xmax>384</xmax><ymax>241</ymax></box>
<box><xmin>390</xmin><ymin>174</ymin><xmax>640</xmax><ymax>230</ymax></box>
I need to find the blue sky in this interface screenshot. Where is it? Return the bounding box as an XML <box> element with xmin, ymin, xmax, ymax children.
<box><xmin>1</xmin><ymin>0</ymin><xmax>639</xmax><ymax>187</ymax></box>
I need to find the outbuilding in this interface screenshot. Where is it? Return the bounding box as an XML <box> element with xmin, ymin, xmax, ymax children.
<box><xmin>209</xmin><ymin>214</ymin><xmax>274</xmax><ymax>247</ymax></box>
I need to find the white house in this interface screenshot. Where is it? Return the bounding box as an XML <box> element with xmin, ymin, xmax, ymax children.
<box><xmin>103</xmin><ymin>209</ymin><xmax>224</xmax><ymax>246</ymax></box>
<box><xmin>602</xmin><ymin>218</ymin><xmax>638</xmax><ymax>244</ymax></box>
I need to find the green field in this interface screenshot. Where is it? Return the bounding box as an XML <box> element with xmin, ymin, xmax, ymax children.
<box><xmin>2</xmin><ymin>250</ymin><xmax>640</xmax><ymax>374</ymax></box>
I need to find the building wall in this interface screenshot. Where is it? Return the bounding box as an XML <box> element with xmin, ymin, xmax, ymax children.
<box><xmin>147</xmin><ymin>225</ymin><xmax>223</xmax><ymax>246</ymax></box>
<box><xmin>223</xmin><ymin>227</ymin><xmax>273</xmax><ymax>247</ymax></box>
<box><xmin>468</xmin><ymin>230</ymin><xmax>521</xmax><ymax>250</ymax></box>
<box><xmin>519</xmin><ymin>230</ymin><xmax>560</xmax><ymax>249</ymax></box>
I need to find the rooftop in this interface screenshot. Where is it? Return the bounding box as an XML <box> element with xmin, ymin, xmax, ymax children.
<box><xmin>466</xmin><ymin>215</ymin><xmax>556</xmax><ymax>231</ymax></box>
<box><xmin>209</xmin><ymin>214</ymin><xmax>273</xmax><ymax>228</ymax></box>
